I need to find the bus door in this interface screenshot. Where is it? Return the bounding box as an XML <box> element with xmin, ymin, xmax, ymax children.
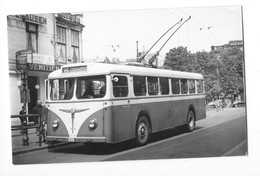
<box><xmin>111</xmin><ymin>74</ymin><xmax>133</xmax><ymax>142</ymax></box>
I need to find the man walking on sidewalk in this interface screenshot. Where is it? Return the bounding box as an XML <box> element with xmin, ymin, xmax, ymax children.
<box><xmin>32</xmin><ymin>100</ymin><xmax>47</xmax><ymax>142</ymax></box>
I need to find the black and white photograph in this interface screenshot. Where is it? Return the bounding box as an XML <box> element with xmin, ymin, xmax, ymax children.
<box><xmin>0</xmin><ymin>0</ymin><xmax>260</xmax><ymax>176</ymax></box>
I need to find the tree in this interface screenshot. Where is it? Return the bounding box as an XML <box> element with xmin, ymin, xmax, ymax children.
<box><xmin>163</xmin><ymin>46</ymin><xmax>195</xmax><ymax>72</ymax></box>
<box><xmin>218</xmin><ymin>47</ymin><xmax>244</xmax><ymax>99</ymax></box>
<box><xmin>163</xmin><ymin>45</ymin><xmax>244</xmax><ymax>102</ymax></box>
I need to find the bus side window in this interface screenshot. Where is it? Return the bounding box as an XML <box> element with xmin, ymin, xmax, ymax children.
<box><xmin>180</xmin><ymin>79</ymin><xmax>188</xmax><ymax>94</ymax></box>
<box><xmin>196</xmin><ymin>80</ymin><xmax>204</xmax><ymax>93</ymax></box>
<box><xmin>160</xmin><ymin>77</ymin><xmax>169</xmax><ymax>95</ymax></box>
<box><xmin>148</xmin><ymin>77</ymin><xmax>159</xmax><ymax>95</ymax></box>
<box><xmin>188</xmin><ymin>80</ymin><xmax>195</xmax><ymax>94</ymax></box>
<box><xmin>133</xmin><ymin>76</ymin><xmax>146</xmax><ymax>96</ymax></box>
<box><xmin>171</xmin><ymin>78</ymin><xmax>180</xmax><ymax>94</ymax></box>
<box><xmin>113</xmin><ymin>76</ymin><xmax>128</xmax><ymax>97</ymax></box>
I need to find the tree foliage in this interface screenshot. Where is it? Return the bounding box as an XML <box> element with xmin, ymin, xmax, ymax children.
<box><xmin>163</xmin><ymin>46</ymin><xmax>244</xmax><ymax>101</ymax></box>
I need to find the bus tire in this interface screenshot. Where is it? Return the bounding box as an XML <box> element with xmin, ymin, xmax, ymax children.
<box><xmin>185</xmin><ymin>110</ymin><xmax>195</xmax><ymax>132</ymax></box>
<box><xmin>135</xmin><ymin>116</ymin><xmax>151</xmax><ymax>146</ymax></box>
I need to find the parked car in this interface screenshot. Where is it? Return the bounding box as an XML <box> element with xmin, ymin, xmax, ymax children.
<box><xmin>207</xmin><ymin>101</ymin><xmax>216</xmax><ymax>108</ymax></box>
<box><xmin>207</xmin><ymin>100</ymin><xmax>227</xmax><ymax>109</ymax></box>
<box><xmin>231</xmin><ymin>101</ymin><xmax>245</xmax><ymax>107</ymax></box>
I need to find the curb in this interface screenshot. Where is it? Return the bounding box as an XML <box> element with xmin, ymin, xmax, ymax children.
<box><xmin>12</xmin><ymin>142</ymin><xmax>71</xmax><ymax>155</ymax></box>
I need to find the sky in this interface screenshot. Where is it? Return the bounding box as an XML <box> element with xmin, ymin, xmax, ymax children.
<box><xmin>82</xmin><ymin>5</ymin><xmax>243</xmax><ymax>61</ymax></box>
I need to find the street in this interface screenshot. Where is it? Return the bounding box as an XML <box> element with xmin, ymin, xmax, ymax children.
<box><xmin>13</xmin><ymin>107</ymin><xmax>247</xmax><ymax>164</ymax></box>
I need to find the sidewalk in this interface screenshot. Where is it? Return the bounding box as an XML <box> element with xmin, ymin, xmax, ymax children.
<box><xmin>12</xmin><ymin>129</ymin><xmax>68</xmax><ymax>155</ymax></box>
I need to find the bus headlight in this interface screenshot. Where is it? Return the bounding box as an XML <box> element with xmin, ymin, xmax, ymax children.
<box><xmin>88</xmin><ymin>119</ymin><xmax>97</xmax><ymax>130</ymax></box>
<box><xmin>52</xmin><ymin>120</ymin><xmax>59</xmax><ymax>128</ymax></box>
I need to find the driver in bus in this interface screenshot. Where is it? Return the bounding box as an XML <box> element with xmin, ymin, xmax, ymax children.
<box><xmin>83</xmin><ymin>81</ymin><xmax>94</xmax><ymax>98</ymax></box>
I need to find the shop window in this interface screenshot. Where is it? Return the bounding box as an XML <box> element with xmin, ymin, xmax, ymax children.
<box><xmin>26</xmin><ymin>23</ymin><xmax>38</xmax><ymax>53</ymax></box>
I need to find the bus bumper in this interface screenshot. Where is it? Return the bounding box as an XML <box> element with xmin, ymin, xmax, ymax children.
<box><xmin>46</xmin><ymin>136</ymin><xmax>106</xmax><ymax>143</ymax></box>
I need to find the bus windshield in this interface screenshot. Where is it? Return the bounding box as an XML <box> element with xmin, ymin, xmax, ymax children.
<box><xmin>50</xmin><ymin>75</ymin><xmax>106</xmax><ymax>100</ymax></box>
<box><xmin>76</xmin><ymin>75</ymin><xmax>106</xmax><ymax>99</ymax></box>
<box><xmin>50</xmin><ymin>78</ymin><xmax>75</xmax><ymax>100</ymax></box>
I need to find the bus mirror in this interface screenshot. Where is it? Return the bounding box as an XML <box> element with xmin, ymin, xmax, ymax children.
<box><xmin>113</xmin><ymin>77</ymin><xmax>119</xmax><ymax>83</ymax></box>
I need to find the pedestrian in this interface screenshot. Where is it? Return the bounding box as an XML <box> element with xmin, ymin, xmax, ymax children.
<box><xmin>215</xmin><ymin>99</ymin><xmax>220</xmax><ymax>111</ymax></box>
<box><xmin>19</xmin><ymin>106</ymin><xmax>27</xmax><ymax>124</ymax></box>
<box><xmin>19</xmin><ymin>106</ymin><xmax>27</xmax><ymax>134</ymax></box>
<box><xmin>219</xmin><ymin>100</ymin><xmax>224</xmax><ymax>110</ymax></box>
<box><xmin>32</xmin><ymin>100</ymin><xmax>47</xmax><ymax>141</ymax></box>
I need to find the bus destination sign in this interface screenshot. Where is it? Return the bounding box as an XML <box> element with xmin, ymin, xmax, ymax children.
<box><xmin>62</xmin><ymin>65</ymin><xmax>87</xmax><ymax>73</ymax></box>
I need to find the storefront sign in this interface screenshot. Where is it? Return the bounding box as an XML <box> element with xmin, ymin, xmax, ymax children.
<box><xmin>28</xmin><ymin>63</ymin><xmax>56</xmax><ymax>72</ymax></box>
<box><xmin>16</xmin><ymin>14</ymin><xmax>47</xmax><ymax>25</ymax></box>
<box><xmin>16</xmin><ymin>55</ymin><xmax>28</xmax><ymax>70</ymax></box>
<box><xmin>57</xmin><ymin>13</ymin><xmax>80</xmax><ymax>24</ymax></box>
<box><xmin>16</xmin><ymin>49</ymin><xmax>32</xmax><ymax>71</ymax></box>
<box><xmin>16</xmin><ymin>50</ymin><xmax>57</xmax><ymax>72</ymax></box>
<box><xmin>28</xmin><ymin>53</ymin><xmax>55</xmax><ymax>65</ymax></box>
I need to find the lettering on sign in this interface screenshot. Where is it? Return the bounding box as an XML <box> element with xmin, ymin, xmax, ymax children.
<box><xmin>28</xmin><ymin>63</ymin><xmax>56</xmax><ymax>72</ymax></box>
<box><xmin>57</xmin><ymin>13</ymin><xmax>80</xmax><ymax>24</ymax></box>
<box><xmin>30</xmin><ymin>53</ymin><xmax>55</xmax><ymax>65</ymax></box>
<box><xmin>16</xmin><ymin>55</ymin><xmax>27</xmax><ymax>70</ymax></box>
<box><xmin>16</xmin><ymin>50</ymin><xmax>32</xmax><ymax>71</ymax></box>
<box><xmin>16</xmin><ymin>14</ymin><xmax>47</xmax><ymax>25</ymax></box>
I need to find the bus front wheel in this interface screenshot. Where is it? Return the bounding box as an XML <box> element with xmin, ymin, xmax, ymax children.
<box><xmin>135</xmin><ymin>116</ymin><xmax>151</xmax><ymax>146</ymax></box>
<box><xmin>185</xmin><ymin>110</ymin><xmax>195</xmax><ymax>132</ymax></box>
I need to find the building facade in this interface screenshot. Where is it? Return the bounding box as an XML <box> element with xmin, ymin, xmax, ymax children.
<box><xmin>8</xmin><ymin>13</ymin><xmax>85</xmax><ymax>115</ymax></box>
<box><xmin>211</xmin><ymin>40</ymin><xmax>243</xmax><ymax>52</ymax></box>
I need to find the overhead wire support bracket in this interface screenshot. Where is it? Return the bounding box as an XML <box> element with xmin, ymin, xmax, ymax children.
<box><xmin>148</xmin><ymin>16</ymin><xmax>191</xmax><ymax>66</ymax></box>
<box><xmin>137</xmin><ymin>18</ymin><xmax>183</xmax><ymax>63</ymax></box>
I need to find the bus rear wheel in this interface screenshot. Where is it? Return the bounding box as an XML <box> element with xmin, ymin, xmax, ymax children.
<box><xmin>135</xmin><ymin>116</ymin><xmax>151</xmax><ymax>146</ymax></box>
<box><xmin>185</xmin><ymin>110</ymin><xmax>195</xmax><ymax>132</ymax></box>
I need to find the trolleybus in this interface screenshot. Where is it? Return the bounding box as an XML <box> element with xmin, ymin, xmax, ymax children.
<box><xmin>45</xmin><ymin>63</ymin><xmax>206</xmax><ymax>146</ymax></box>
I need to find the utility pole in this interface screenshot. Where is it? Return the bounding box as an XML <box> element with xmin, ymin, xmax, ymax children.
<box><xmin>136</xmin><ymin>41</ymin><xmax>139</xmax><ymax>60</ymax></box>
<box><xmin>241</xmin><ymin>6</ymin><xmax>245</xmax><ymax>102</ymax></box>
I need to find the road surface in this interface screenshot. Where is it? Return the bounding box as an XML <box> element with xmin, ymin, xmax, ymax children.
<box><xmin>13</xmin><ymin>107</ymin><xmax>247</xmax><ymax>164</ymax></box>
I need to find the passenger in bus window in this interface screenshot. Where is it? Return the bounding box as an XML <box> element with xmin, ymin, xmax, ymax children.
<box><xmin>83</xmin><ymin>81</ymin><xmax>94</xmax><ymax>98</ymax></box>
<box><xmin>99</xmin><ymin>81</ymin><xmax>106</xmax><ymax>97</ymax></box>
<box><xmin>181</xmin><ymin>79</ymin><xmax>188</xmax><ymax>94</ymax></box>
<box><xmin>64</xmin><ymin>82</ymin><xmax>74</xmax><ymax>100</ymax></box>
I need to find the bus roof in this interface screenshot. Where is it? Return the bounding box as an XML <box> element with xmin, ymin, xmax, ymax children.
<box><xmin>48</xmin><ymin>63</ymin><xmax>204</xmax><ymax>80</ymax></box>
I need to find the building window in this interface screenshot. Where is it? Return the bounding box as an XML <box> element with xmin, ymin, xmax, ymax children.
<box><xmin>57</xmin><ymin>26</ymin><xmax>67</xmax><ymax>63</ymax></box>
<box><xmin>71</xmin><ymin>30</ymin><xmax>80</xmax><ymax>63</ymax></box>
<box><xmin>26</xmin><ymin>23</ymin><xmax>38</xmax><ymax>53</ymax></box>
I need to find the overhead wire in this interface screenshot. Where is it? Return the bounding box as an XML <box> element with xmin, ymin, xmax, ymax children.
<box><xmin>177</xmin><ymin>8</ymin><xmax>221</xmax><ymax>47</ymax></box>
